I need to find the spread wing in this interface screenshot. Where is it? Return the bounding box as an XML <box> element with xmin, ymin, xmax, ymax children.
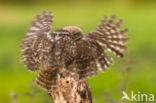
<box><xmin>21</xmin><ymin>10</ymin><xmax>53</xmax><ymax>72</ymax></box>
<box><xmin>21</xmin><ymin>10</ymin><xmax>59</xmax><ymax>91</ymax></box>
<box><xmin>86</xmin><ymin>15</ymin><xmax>130</xmax><ymax>72</ymax></box>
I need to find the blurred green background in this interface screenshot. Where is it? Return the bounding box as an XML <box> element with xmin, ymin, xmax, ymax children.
<box><xmin>0</xmin><ymin>0</ymin><xmax>156</xmax><ymax>103</ymax></box>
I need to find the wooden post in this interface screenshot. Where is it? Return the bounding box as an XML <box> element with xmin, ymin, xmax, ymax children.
<box><xmin>48</xmin><ymin>77</ymin><xmax>92</xmax><ymax>103</ymax></box>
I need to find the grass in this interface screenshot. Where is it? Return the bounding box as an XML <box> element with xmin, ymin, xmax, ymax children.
<box><xmin>0</xmin><ymin>2</ymin><xmax>156</xmax><ymax>103</ymax></box>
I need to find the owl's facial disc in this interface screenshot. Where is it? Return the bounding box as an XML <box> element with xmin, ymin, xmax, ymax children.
<box><xmin>63</xmin><ymin>26</ymin><xmax>84</xmax><ymax>41</ymax></box>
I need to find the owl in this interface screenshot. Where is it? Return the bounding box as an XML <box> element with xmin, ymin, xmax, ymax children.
<box><xmin>21</xmin><ymin>10</ymin><xmax>129</xmax><ymax>91</ymax></box>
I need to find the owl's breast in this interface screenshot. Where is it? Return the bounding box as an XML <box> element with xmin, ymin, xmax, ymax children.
<box><xmin>50</xmin><ymin>30</ymin><xmax>76</xmax><ymax>68</ymax></box>
<box><xmin>74</xmin><ymin>39</ymin><xmax>96</xmax><ymax>66</ymax></box>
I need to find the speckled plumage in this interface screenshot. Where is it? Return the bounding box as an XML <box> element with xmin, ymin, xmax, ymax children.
<box><xmin>21</xmin><ymin>10</ymin><xmax>129</xmax><ymax>92</ymax></box>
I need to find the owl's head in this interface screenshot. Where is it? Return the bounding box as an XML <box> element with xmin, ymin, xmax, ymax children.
<box><xmin>63</xmin><ymin>26</ymin><xmax>84</xmax><ymax>41</ymax></box>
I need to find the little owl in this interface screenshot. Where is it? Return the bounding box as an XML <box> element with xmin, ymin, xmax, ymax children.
<box><xmin>21</xmin><ymin>10</ymin><xmax>129</xmax><ymax>91</ymax></box>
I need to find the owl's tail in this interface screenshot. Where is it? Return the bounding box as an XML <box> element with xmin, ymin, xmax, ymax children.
<box><xmin>35</xmin><ymin>67</ymin><xmax>58</xmax><ymax>91</ymax></box>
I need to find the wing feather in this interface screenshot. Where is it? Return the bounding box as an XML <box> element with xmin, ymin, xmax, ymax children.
<box><xmin>21</xmin><ymin>10</ymin><xmax>53</xmax><ymax>72</ymax></box>
<box><xmin>87</xmin><ymin>15</ymin><xmax>129</xmax><ymax>57</ymax></box>
<box><xmin>86</xmin><ymin>15</ymin><xmax>129</xmax><ymax>72</ymax></box>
